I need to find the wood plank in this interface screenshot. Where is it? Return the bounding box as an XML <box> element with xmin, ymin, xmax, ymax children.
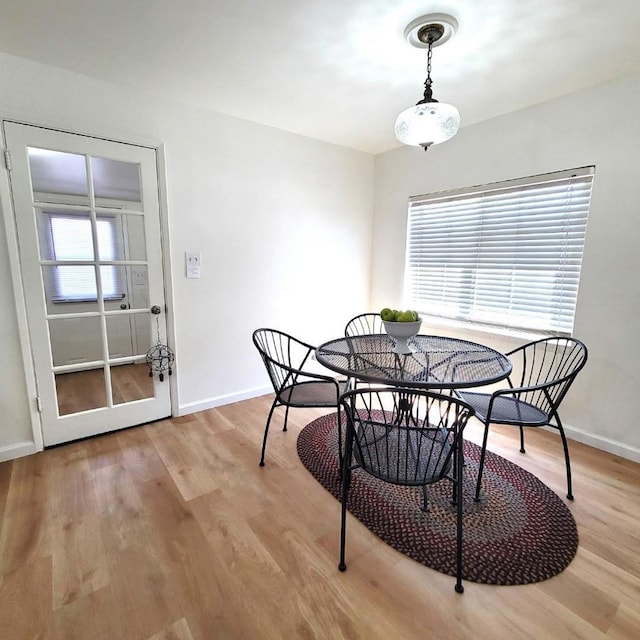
<box><xmin>607</xmin><ymin>603</ymin><xmax>640</xmax><ymax>639</ymax></box>
<box><xmin>0</xmin><ymin>556</ymin><xmax>53</xmax><ymax>640</ymax></box>
<box><xmin>146</xmin><ymin>617</ymin><xmax>196</xmax><ymax>640</ymax></box>
<box><xmin>52</xmin><ymin>587</ymin><xmax>123</xmax><ymax>640</ymax></box>
<box><xmin>88</xmin><ymin>462</ymin><xmax>185</xmax><ymax>639</ymax></box>
<box><xmin>0</xmin><ymin>451</ymin><xmax>53</xmax><ymax>575</ymax></box>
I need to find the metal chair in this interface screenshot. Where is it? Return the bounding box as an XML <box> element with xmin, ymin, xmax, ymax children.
<box><xmin>252</xmin><ymin>328</ymin><xmax>349</xmax><ymax>468</ymax></box>
<box><xmin>338</xmin><ymin>387</ymin><xmax>475</xmax><ymax>593</ymax></box>
<box><xmin>344</xmin><ymin>312</ymin><xmax>385</xmax><ymax>337</ymax></box>
<box><xmin>458</xmin><ymin>337</ymin><xmax>587</xmax><ymax>501</ymax></box>
<box><xmin>344</xmin><ymin>313</ymin><xmax>386</xmax><ymax>390</ymax></box>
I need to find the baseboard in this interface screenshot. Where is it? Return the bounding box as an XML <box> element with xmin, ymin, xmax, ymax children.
<box><xmin>177</xmin><ymin>385</ymin><xmax>272</xmax><ymax>416</ymax></box>
<box><xmin>562</xmin><ymin>424</ymin><xmax>640</xmax><ymax>464</ymax></box>
<box><xmin>0</xmin><ymin>441</ymin><xmax>39</xmax><ymax>463</ymax></box>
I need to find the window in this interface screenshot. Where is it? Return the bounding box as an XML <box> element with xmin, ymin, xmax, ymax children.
<box><xmin>404</xmin><ymin>167</ymin><xmax>594</xmax><ymax>336</ymax></box>
<box><xmin>45</xmin><ymin>213</ymin><xmax>123</xmax><ymax>302</ymax></box>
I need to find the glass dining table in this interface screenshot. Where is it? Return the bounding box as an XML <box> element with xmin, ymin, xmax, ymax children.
<box><xmin>315</xmin><ymin>333</ymin><xmax>512</xmax><ymax>390</ymax></box>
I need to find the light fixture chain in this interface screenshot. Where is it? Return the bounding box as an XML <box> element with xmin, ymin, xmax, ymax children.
<box><xmin>426</xmin><ymin>38</ymin><xmax>433</xmax><ymax>88</ymax></box>
<box><xmin>421</xmin><ymin>37</ymin><xmax>434</xmax><ymax>102</ymax></box>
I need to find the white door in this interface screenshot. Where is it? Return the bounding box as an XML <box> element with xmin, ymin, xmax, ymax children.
<box><xmin>4</xmin><ymin>122</ymin><xmax>172</xmax><ymax>446</ymax></box>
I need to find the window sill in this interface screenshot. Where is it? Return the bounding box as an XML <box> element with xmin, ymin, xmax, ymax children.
<box><xmin>52</xmin><ymin>294</ymin><xmax>125</xmax><ymax>304</ymax></box>
<box><xmin>419</xmin><ymin>315</ymin><xmax>549</xmax><ymax>343</ymax></box>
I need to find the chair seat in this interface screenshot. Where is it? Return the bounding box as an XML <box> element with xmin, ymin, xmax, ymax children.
<box><xmin>278</xmin><ymin>380</ymin><xmax>340</xmax><ymax>407</ymax></box>
<box><xmin>253</xmin><ymin>327</ymin><xmax>346</xmax><ymax>468</ymax></box>
<box><xmin>354</xmin><ymin>427</ymin><xmax>452</xmax><ymax>485</ymax></box>
<box><xmin>459</xmin><ymin>337</ymin><xmax>587</xmax><ymax>503</ymax></box>
<box><xmin>458</xmin><ymin>391</ymin><xmax>549</xmax><ymax>426</ymax></box>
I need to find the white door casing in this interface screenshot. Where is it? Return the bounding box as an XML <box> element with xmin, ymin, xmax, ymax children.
<box><xmin>4</xmin><ymin>122</ymin><xmax>172</xmax><ymax>446</ymax></box>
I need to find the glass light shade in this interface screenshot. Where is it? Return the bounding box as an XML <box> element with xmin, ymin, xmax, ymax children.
<box><xmin>395</xmin><ymin>102</ymin><xmax>460</xmax><ymax>148</ymax></box>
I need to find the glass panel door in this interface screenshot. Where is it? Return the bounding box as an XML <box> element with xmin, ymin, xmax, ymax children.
<box><xmin>4</xmin><ymin>122</ymin><xmax>171</xmax><ymax>445</ymax></box>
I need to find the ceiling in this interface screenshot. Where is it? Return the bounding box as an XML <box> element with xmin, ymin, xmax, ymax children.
<box><xmin>2</xmin><ymin>1</ymin><xmax>640</xmax><ymax>154</ymax></box>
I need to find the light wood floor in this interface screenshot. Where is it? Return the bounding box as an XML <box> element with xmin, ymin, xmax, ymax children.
<box><xmin>1</xmin><ymin>395</ymin><xmax>639</xmax><ymax>639</ymax></box>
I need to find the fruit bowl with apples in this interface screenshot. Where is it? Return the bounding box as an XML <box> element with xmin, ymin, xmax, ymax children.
<box><xmin>380</xmin><ymin>308</ymin><xmax>422</xmax><ymax>354</ymax></box>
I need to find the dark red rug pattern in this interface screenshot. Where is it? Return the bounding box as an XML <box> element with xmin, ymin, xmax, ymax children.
<box><xmin>297</xmin><ymin>412</ymin><xmax>578</xmax><ymax>585</ymax></box>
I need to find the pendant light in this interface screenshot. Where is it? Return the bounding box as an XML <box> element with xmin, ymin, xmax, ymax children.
<box><xmin>395</xmin><ymin>14</ymin><xmax>460</xmax><ymax>151</ymax></box>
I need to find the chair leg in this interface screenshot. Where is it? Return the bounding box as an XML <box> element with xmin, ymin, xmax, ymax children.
<box><xmin>474</xmin><ymin>421</ymin><xmax>491</xmax><ymax>502</ymax></box>
<box><xmin>454</xmin><ymin>438</ymin><xmax>464</xmax><ymax>594</ymax></box>
<box><xmin>421</xmin><ymin>485</ymin><xmax>430</xmax><ymax>512</ymax></box>
<box><xmin>519</xmin><ymin>425</ymin><xmax>526</xmax><ymax>454</ymax></box>
<box><xmin>336</xmin><ymin>404</ymin><xmax>343</xmax><ymax>479</ymax></box>
<box><xmin>451</xmin><ymin>438</ymin><xmax>464</xmax><ymax>506</ymax></box>
<box><xmin>338</xmin><ymin>463</ymin><xmax>351</xmax><ymax>572</ymax></box>
<box><xmin>555</xmin><ymin>416</ymin><xmax>574</xmax><ymax>500</ymax></box>
<box><xmin>259</xmin><ymin>398</ymin><xmax>279</xmax><ymax>467</ymax></box>
<box><xmin>282</xmin><ymin>404</ymin><xmax>290</xmax><ymax>432</ymax></box>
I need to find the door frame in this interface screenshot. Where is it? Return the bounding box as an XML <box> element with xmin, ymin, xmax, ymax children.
<box><xmin>0</xmin><ymin>117</ymin><xmax>178</xmax><ymax>454</ymax></box>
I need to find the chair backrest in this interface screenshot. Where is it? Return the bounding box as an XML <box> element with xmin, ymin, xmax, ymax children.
<box><xmin>345</xmin><ymin>313</ymin><xmax>385</xmax><ymax>337</ymax></box>
<box><xmin>252</xmin><ymin>328</ymin><xmax>315</xmax><ymax>394</ymax></box>
<box><xmin>506</xmin><ymin>337</ymin><xmax>588</xmax><ymax>415</ymax></box>
<box><xmin>340</xmin><ymin>388</ymin><xmax>474</xmax><ymax>486</ymax></box>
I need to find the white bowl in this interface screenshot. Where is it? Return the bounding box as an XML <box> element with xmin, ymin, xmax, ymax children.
<box><xmin>382</xmin><ymin>319</ymin><xmax>422</xmax><ymax>354</ymax></box>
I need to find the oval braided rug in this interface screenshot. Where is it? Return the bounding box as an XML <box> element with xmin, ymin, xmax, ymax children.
<box><xmin>297</xmin><ymin>412</ymin><xmax>578</xmax><ymax>585</ymax></box>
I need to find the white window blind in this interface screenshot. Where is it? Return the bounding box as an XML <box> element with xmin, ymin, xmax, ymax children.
<box><xmin>47</xmin><ymin>214</ymin><xmax>122</xmax><ymax>302</ymax></box>
<box><xmin>404</xmin><ymin>167</ymin><xmax>594</xmax><ymax>336</ymax></box>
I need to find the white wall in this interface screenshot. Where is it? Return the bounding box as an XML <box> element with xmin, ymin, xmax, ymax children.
<box><xmin>372</xmin><ymin>72</ymin><xmax>640</xmax><ymax>461</ymax></box>
<box><xmin>0</xmin><ymin>52</ymin><xmax>374</xmax><ymax>457</ymax></box>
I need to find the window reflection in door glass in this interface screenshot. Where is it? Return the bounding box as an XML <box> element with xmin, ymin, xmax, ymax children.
<box><xmin>50</xmin><ymin>214</ymin><xmax>95</xmax><ymax>260</ymax></box>
<box><xmin>48</xmin><ymin>316</ymin><xmax>103</xmax><ymax>366</ymax></box>
<box><xmin>56</xmin><ymin>369</ymin><xmax>107</xmax><ymax>416</ymax></box>
<box><xmin>115</xmin><ymin>213</ymin><xmax>147</xmax><ymax>261</ymax></box>
<box><xmin>37</xmin><ymin>210</ymin><xmax>93</xmax><ymax>261</ymax></box>
<box><xmin>91</xmin><ymin>157</ymin><xmax>142</xmax><ymax>206</ymax></box>
<box><xmin>111</xmin><ymin>266</ymin><xmax>149</xmax><ymax>309</ymax></box>
<box><xmin>131</xmin><ymin>314</ymin><xmax>152</xmax><ymax>353</ymax></box>
<box><xmin>112</xmin><ymin>361</ymin><xmax>154</xmax><ymax>405</ymax></box>
<box><xmin>106</xmin><ymin>315</ymin><xmax>133</xmax><ymax>359</ymax></box>
<box><xmin>28</xmin><ymin>148</ymin><xmax>89</xmax><ymax>205</ymax></box>
<box><xmin>106</xmin><ymin>315</ymin><xmax>151</xmax><ymax>358</ymax></box>
<box><xmin>36</xmin><ymin>209</ymin><xmax>125</xmax><ymax>305</ymax></box>
<box><xmin>42</xmin><ymin>265</ymin><xmax>100</xmax><ymax>312</ymax></box>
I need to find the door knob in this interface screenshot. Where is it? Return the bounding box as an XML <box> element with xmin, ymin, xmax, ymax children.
<box><xmin>120</xmin><ymin>303</ymin><xmax>128</xmax><ymax>310</ymax></box>
<box><xmin>151</xmin><ymin>305</ymin><xmax>162</xmax><ymax>315</ymax></box>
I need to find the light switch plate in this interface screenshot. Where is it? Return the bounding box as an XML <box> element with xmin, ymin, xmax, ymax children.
<box><xmin>186</xmin><ymin>251</ymin><xmax>201</xmax><ymax>278</ymax></box>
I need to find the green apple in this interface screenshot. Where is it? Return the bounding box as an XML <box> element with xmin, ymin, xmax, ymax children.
<box><xmin>397</xmin><ymin>311</ymin><xmax>415</xmax><ymax>322</ymax></box>
<box><xmin>380</xmin><ymin>308</ymin><xmax>395</xmax><ymax>321</ymax></box>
